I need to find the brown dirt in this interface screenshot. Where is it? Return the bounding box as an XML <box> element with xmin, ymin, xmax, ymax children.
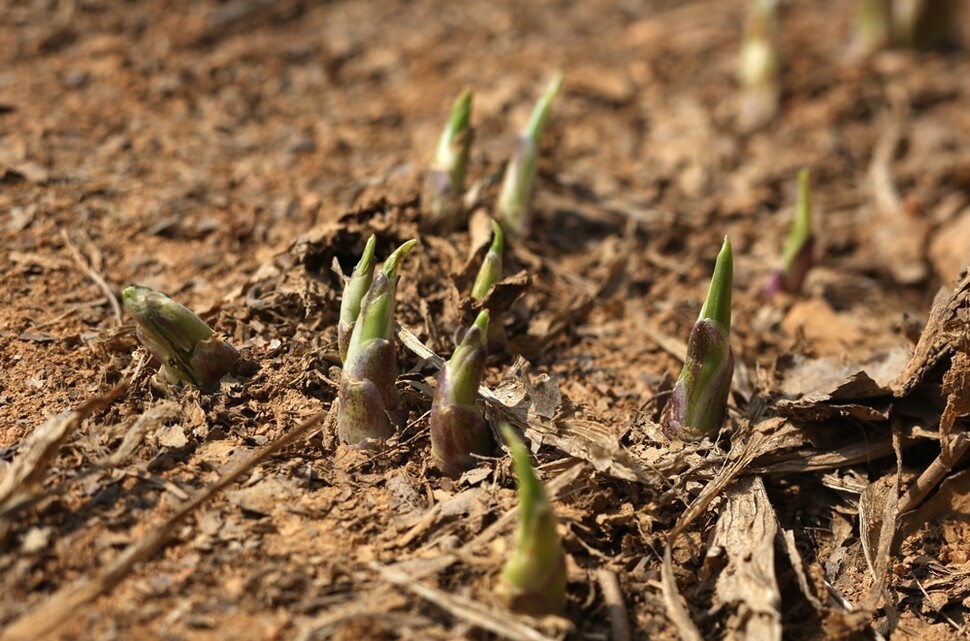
<box><xmin>2</xmin><ymin>1</ymin><xmax>970</xmax><ymax>640</ymax></box>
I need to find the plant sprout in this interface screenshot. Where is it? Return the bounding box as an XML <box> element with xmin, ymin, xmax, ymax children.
<box><xmin>856</xmin><ymin>0</ymin><xmax>892</xmax><ymax>52</ymax></box>
<box><xmin>497</xmin><ymin>425</ymin><xmax>567</xmax><ymax>616</ymax></box>
<box><xmin>766</xmin><ymin>169</ymin><xmax>814</xmax><ymax>298</ymax></box>
<box><xmin>890</xmin><ymin>0</ymin><xmax>957</xmax><ymax>49</ymax></box>
<box><xmin>855</xmin><ymin>0</ymin><xmax>956</xmax><ymax>54</ymax></box>
<box><xmin>470</xmin><ymin>219</ymin><xmax>508</xmax><ymax>354</ymax></box>
<box><xmin>337</xmin><ymin>239</ymin><xmax>417</xmax><ymax>446</ymax></box>
<box><xmin>426</xmin><ymin>89</ymin><xmax>474</xmax><ymax>231</ymax></box>
<box><xmin>430</xmin><ymin>310</ymin><xmax>493</xmax><ymax>478</ymax></box>
<box><xmin>338</xmin><ymin>234</ymin><xmax>377</xmax><ymax>363</ymax></box>
<box><xmin>660</xmin><ymin>236</ymin><xmax>735</xmax><ymax>440</ymax></box>
<box><xmin>497</xmin><ymin>72</ymin><xmax>563</xmax><ymax>237</ymax></box>
<box><xmin>738</xmin><ymin>0</ymin><xmax>779</xmax><ymax>131</ymax></box>
<box><xmin>122</xmin><ymin>285</ymin><xmax>239</xmax><ymax>391</ymax></box>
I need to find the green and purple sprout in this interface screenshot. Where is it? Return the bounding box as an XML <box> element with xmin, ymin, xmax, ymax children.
<box><xmin>766</xmin><ymin>169</ymin><xmax>814</xmax><ymax>298</ymax></box>
<box><xmin>470</xmin><ymin>219</ymin><xmax>509</xmax><ymax>354</ymax></box>
<box><xmin>426</xmin><ymin>89</ymin><xmax>474</xmax><ymax>230</ymax></box>
<box><xmin>497</xmin><ymin>72</ymin><xmax>563</xmax><ymax>237</ymax></box>
<box><xmin>497</xmin><ymin>425</ymin><xmax>567</xmax><ymax>616</ymax></box>
<box><xmin>337</xmin><ymin>239</ymin><xmax>417</xmax><ymax>447</ymax></box>
<box><xmin>122</xmin><ymin>285</ymin><xmax>239</xmax><ymax>391</ymax></box>
<box><xmin>738</xmin><ymin>0</ymin><xmax>780</xmax><ymax>131</ymax></box>
<box><xmin>660</xmin><ymin>236</ymin><xmax>735</xmax><ymax>441</ymax></box>
<box><xmin>338</xmin><ymin>234</ymin><xmax>377</xmax><ymax>363</ymax></box>
<box><xmin>430</xmin><ymin>310</ymin><xmax>494</xmax><ymax>478</ymax></box>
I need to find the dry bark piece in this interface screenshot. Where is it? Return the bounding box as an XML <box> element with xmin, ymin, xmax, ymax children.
<box><xmin>774</xmin><ymin>349</ymin><xmax>909</xmax><ymax>422</ymax></box>
<box><xmin>707</xmin><ymin>475</ymin><xmax>782</xmax><ymax>641</ymax></box>
<box><xmin>894</xmin><ymin>270</ymin><xmax>970</xmax><ymax>396</ymax></box>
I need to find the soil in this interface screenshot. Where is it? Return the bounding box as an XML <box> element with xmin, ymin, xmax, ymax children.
<box><xmin>2</xmin><ymin>1</ymin><xmax>970</xmax><ymax>640</ymax></box>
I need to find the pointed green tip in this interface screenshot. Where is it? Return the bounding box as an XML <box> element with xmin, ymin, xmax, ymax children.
<box><xmin>545</xmin><ymin>71</ymin><xmax>564</xmax><ymax>100</ymax></box>
<box><xmin>339</xmin><ymin>234</ymin><xmax>379</xmax><ymax>333</ymax></box>
<box><xmin>451</xmin><ymin>88</ymin><xmax>474</xmax><ymax>131</ymax></box>
<box><xmin>121</xmin><ymin>285</ymin><xmax>214</xmax><ymax>346</ymax></box>
<box><xmin>473</xmin><ymin>309</ymin><xmax>490</xmax><ymax>334</ymax></box>
<box><xmin>381</xmin><ymin>239</ymin><xmax>418</xmax><ymax>279</ymax></box>
<box><xmin>122</xmin><ymin>285</ymin><xmax>156</xmax><ymax>315</ymax></box>
<box><xmin>698</xmin><ymin>236</ymin><xmax>733</xmax><ymax>332</ymax></box>
<box><xmin>445</xmin><ymin>310</ymin><xmax>489</xmax><ymax>401</ymax></box>
<box><xmin>489</xmin><ymin>219</ymin><xmax>505</xmax><ymax>257</ymax></box>
<box><xmin>501</xmin><ymin>425</ymin><xmax>545</xmax><ymax>518</ymax></box>
<box><xmin>359</xmin><ymin>234</ymin><xmax>377</xmax><ymax>269</ymax></box>
<box><xmin>793</xmin><ymin>169</ymin><xmax>812</xmax><ymax>240</ymax></box>
<box><xmin>471</xmin><ymin>223</ymin><xmax>504</xmax><ymax>301</ymax></box>
<box><xmin>121</xmin><ymin>285</ymin><xmax>139</xmax><ymax>308</ymax></box>
<box><xmin>525</xmin><ymin>72</ymin><xmax>564</xmax><ymax>140</ymax></box>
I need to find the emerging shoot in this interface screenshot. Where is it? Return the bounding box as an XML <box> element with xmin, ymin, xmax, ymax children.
<box><xmin>890</xmin><ymin>0</ymin><xmax>957</xmax><ymax>49</ymax></box>
<box><xmin>855</xmin><ymin>0</ymin><xmax>892</xmax><ymax>53</ymax></box>
<box><xmin>426</xmin><ymin>89</ymin><xmax>475</xmax><ymax>230</ymax></box>
<box><xmin>430</xmin><ymin>310</ymin><xmax>494</xmax><ymax>478</ymax></box>
<box><xmin>497</xmin><ymin>425</ymin><xmax>567</xmax><ymax>616</ymax></box>
<box><xmin>738</xmin><ymin>0</ymin><xmax>780</xmax><ymax>131</ymax></box>
<box><xmin>660</xmin><ymin>236</ymin><xmax>735</xmax><ymax>440</ymax></box>
<box><xmin>855</xmin><ymin>0</ymin><xmax>957</xmax><ymax>53</ymax></box>
<box><xmin>338</xmin><ymin>239</ymin><xmax>417</xmax><ymax>446</ymax></box>
<box><xmin>471</xmin><ymin>219</ymin><xmax>508</xmax><ymax>354</ymax></box>
<box><xmin>497</xmin><ymin>72</ymin><xmax>563</xmax><ymax>237</ymax></box>
<box><xmin>122</xmin><ymin>285</ymin><xmax>239</xmax><ymax>391</ymax></box>
<box><xmin>766</xmin><ymin>169</ymin><xmax>814</xmax><ymax>297</ymax></box>
<box><xmin>338</xmin><ymin>234</ymin><xmax>377</xmax><ymax>363</ymax></box>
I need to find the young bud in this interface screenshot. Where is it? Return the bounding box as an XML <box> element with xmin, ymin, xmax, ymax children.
<box><xmin>430</xmin><ymin>311</ymin><xmax>493</xmax><ymax>478</ymax></box>
<box><xmin>497</xmin><ymin>73</ymin><xmax>563</xmax><ymax>237</ymax></box>
<box><xmin>497</xmin><ymin>425</ymin><xmax>567</xmax><ymax>616</ymax></box>
<box><xmin>471</xmin><ymin>220</ymin><xmax>509</xmax><ymax>354</ymax></box>
<box><xmin>122</xmin><ymin>285</ymin><xmax>239</xmax><ymax>391</ymax></box>
<box><xmin>766</xmin><ymin>169</ymin><xmax>814</xmax><ymax>297</ymax></box>
<box><xmin>426</xmin><ymin>89</ymin><xmax>474</xmax><ymax>230</ymax></box>
<box><xmin>660</xmin><ymin>237</ymin><xmax>735</xmax><ymax>440</ymax></box>
<box><xmin>338</xmin><ymin>234</ymin><xmax>378</xmax><ymax>363</ymax></box>
<box><xmin>338</xmin><ymin>239</ymin><xmax>417</xmax><ymax>446</ymax></box>
<box><xmin>738</xmin><ymin>0</ymin><xmax>780</xmax><ymax>131</ymax></box>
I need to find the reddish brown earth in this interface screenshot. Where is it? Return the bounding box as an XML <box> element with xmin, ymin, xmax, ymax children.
<box><xmin>2</xmin><ymin>1</ymin><xmax>970</xmax><ymax>640</ymax></box>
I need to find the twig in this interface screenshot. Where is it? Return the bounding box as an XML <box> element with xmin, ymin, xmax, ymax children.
<box><xmin>913</xmin><ymin>576</ymin><xmax>964</xmax><ymax>633</ymax></box>
<box><xmin>60</xmin><ymin>229</ymin><xmax>123</xmax><ymax>327</ymax></box>
<box><xmin>897</xmin><ymin>431</ymin><xmax>970</xmax><ymax>515</ymax></box>
<box><xmin>755</xmin><ymin>437</ymin><xmax>896</xmax><ymax>474</ymax></box>
<box><xmin>596</xmin><ymin>569</ymin><xmax>631</xmax><ymax>641</ymax></box>
<box><xmin>868</xmin><ymin>87</ymin><xmax>908</xmax><ymax>217</ymax></box>
<box><xmin>370</xmin><ymin>563</ymin><xmax>559</xmax><ymax>641</ymax></box>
